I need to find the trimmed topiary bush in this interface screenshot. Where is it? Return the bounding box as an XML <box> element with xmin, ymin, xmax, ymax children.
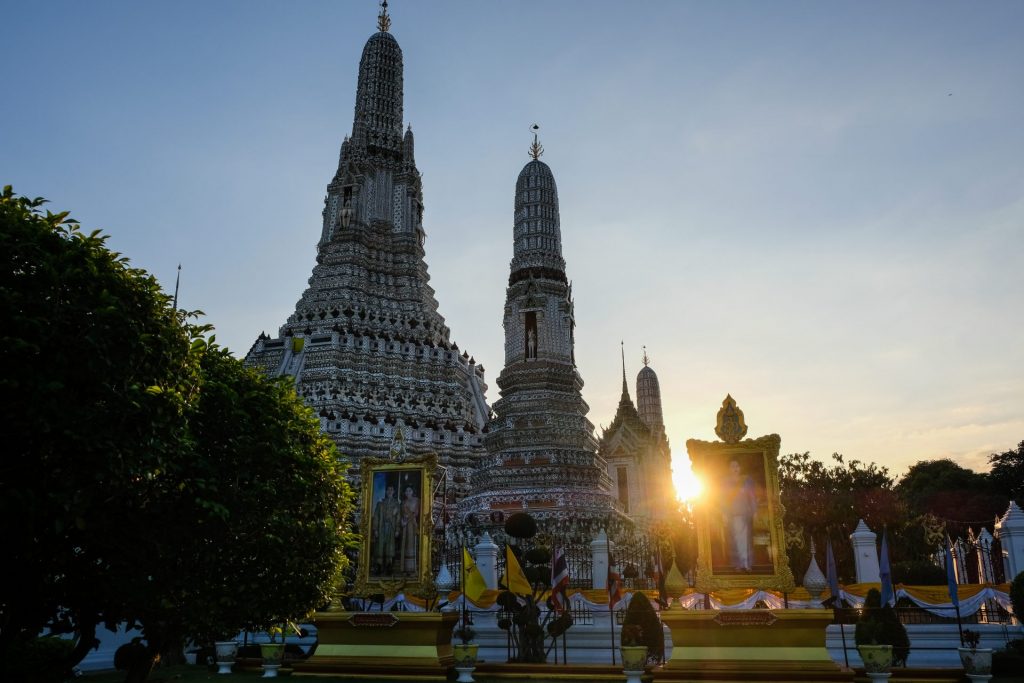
<box><xmin>1</xmin><ymin>636</ymin><xmax>74</xmax><ymax>682</ymax></box>
<box><xmin>622</xmin><ymin>592</ymin><xmax>663</xmax><ymax>664</ymax></box>
<box><xmin>1010</xmin><ymin>571</ymin><xmax>1024</xmax><ymax>623</ymax></box>
<box><xmin>504</xmin><ymin>513</ymin><xmax>537</xmax><ymax>539</ymax></box>
<box><xmin>855</xmin><ymin>588</ymin><xmax>910</xmax><ymax>667</ymax></box>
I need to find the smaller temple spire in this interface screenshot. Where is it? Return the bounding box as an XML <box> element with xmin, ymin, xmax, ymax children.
<box><xmin>529</xmin><ymin>123</ymin><xmax>544</xmax><ymax>160</ymax></box>
<box><xmin>377</xmin><ymin>0</ymin><xmax>391</xmax><ymax>32</ymax></box>
<box><xmin>619</xmin><ymin>341</ymin><xmax>631</xmax><ymax>403</ymax></box>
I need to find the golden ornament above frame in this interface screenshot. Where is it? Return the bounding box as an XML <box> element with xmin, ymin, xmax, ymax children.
<box><xmin>687</xmin><ymin>428</ymin><xmax>795</xmax><ymax>594</ymax></box>
<box><xmin>353</xmin><ymin>453</ymin><xmax>437</xmax><ymax>599</ymax></box>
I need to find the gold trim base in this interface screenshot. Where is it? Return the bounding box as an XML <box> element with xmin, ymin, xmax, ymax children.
<box><xmin>657</xmin><ymin>609</ymin><xmax>852</xmax><ymax>682</ymax></box>
<box><xmin>294</xmin><ymin>610</ymin><xmax>458</xmax><ymax>679</ymax></box>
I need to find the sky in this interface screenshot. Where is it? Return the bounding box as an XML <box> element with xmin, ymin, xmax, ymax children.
<box><xmin>3</xmin><ymin>0</ymin><xmax>1022</xmax><ymax>490</ymax></box>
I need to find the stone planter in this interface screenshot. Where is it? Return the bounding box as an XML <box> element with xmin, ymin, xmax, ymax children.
<box><xmin>259</xmin><ymin>642</ymin><xmax>285</xmax><ymax>678</ymax></box>
<box><xmin>958</xmin><ymin>647</ymin><xmax>994</xmax><ymax>681</ymax></box>
<box><xmin>620</xmin><ymin>645</ymin><xmax>648</xmax><ymax>683</ymax></box>
<box><xmin>213</xmin><ymin>640</ymin><xmax>238</xmax><ymax>675</ymax></box>
<box><xmin>452</xmin><ymin>643</ymin><xmax>478</xmax><ymax>683</ymax></box>
<box><xmin>857</xmin><ymin>644</ymin><xmax>892</xmax><ymax>681</ymax></box>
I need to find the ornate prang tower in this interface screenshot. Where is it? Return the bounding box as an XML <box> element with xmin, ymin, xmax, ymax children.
<box><xmin>245</xmin><ymin>3</ymin><xmax>488</xmax><ymax>496</ymax></box>
<box><xmin>598</xmin><ymin>347</ymin><xmax>675</xmax><ymax>525</ymax></box>
<box><xmin>461</xmin><ymin>131</ymin><xmax>616</xmax><ymax>526</ymax></box>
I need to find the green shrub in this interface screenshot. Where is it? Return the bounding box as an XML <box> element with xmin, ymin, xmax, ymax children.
<box><xmin>0</xmin><ymin>636</ymin><xmax>74</xmax><ymax>682</ymax></box>
<box><xmin>114</xmin><ymin>637</ymin><xmax>148</xmax><ymax>671</ymax></box>
<box><xmin>621</xmin><ymin>593</ymin><xmax>663</xmax><ymax>664</ymax></box>
<box><xmin>854</xmin><ymin>588</ymin><xmax>910</xmax><ymax>667</ymax></box>
<box><xmin>993</xmin><ymin>640</ymin><xmax>1024</xmax><ymax>676</ymax></box>
<box><xmin>504</xmin><ymin>513</ymin><xmax>537</xmax><ymax>539</ymax></box>
<box><xmin>1010</xmin><ymin>571</ymin><xmax>1024</xmax><ymax>623</ymax></box>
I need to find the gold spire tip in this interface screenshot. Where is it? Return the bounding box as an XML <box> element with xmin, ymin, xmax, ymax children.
<box><xmin>642</xmin><ymin>345</ymin><xmax>650</xmax><ymax>367</ymax></box>
<box><xmin>529</xmin><ymin>123</ymin><xmax>544</xmax><ymax>160</ymax></box>
<box><xmin>377</xmin><ymin>0</ymin><xmax>391</xmax><ymax>32</ymax></box>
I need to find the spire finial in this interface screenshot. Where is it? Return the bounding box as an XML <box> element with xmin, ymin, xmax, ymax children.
<box><xmin>642</xmin><ymin>345</ymin><xmax>650</xmax><ymax>367</ymax></box>
<box><xmin>620</xmin><ymin>341</ymin><xmax>628</xmax><ymax>394</ymax></box>
<box><xmin>529</xmin><ymin>123</ymin><xmax>544</xmax><ymax>160</ymax></box>
<box><xmin>377</xmin><ymin>0</ymin><xmax>391</xmax><ymax>32</ymax></box>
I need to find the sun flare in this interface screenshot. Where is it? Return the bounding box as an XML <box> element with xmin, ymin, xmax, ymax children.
<box><xmin>671</xmin><ymin>457</ymin><xmax>703</xmax><ymax>502</ymax></box>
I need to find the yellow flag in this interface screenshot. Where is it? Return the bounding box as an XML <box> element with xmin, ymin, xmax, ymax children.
<box><xmin>462</xmin><ymin>547</ymin><xmax>487</xmax><ymax>602</ymax></box>
<box><xmin>503</xmin><ymin>545</ymin><xmax>533</xmax><ymax>596</ymax></box>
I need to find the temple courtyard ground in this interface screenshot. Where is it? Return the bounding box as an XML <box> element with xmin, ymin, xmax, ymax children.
<box><xmin>80</xmin><ymin>665</ymin><xmax>1024</xmax><ymax>683</ymax></box>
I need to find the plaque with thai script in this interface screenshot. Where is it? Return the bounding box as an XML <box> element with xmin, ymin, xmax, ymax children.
<box><xmin>347</xmin><ymin>612</ymin><xmax>399</xmax><ymax>628</ymax></box>
<box><xmin>713</xmin><ymin>611</ymin><xmax>777</xmax><ymax>627</ymax></box>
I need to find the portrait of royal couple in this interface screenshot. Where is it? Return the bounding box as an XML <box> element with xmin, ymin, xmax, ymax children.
<box><xmin>370</xmin><ymin>471</ymin><xmax>420</xmax><ymax>576</ymax></box>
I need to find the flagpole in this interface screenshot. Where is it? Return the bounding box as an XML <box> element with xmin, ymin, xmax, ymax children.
<box><xmin>609</xmin><ymin>596</ymin><xmax>616</xmax><ymax>666</ymax></box>
<box><xmin>461</xmin><ymin>543</ymin><xmax>467</xmax><ymax>634</ymax></box>
<box><xmin>826</xmin><ymin>538</ymin><xmax>849</xmax><ymax>670</ymax></box>
<box><xmin>945</xmin><ymin>538</ymin><xmax>963</xmax><ymax>644</ymax></box>
<box><xmin>608</xmin><ymin>556</ymin><xmax>617</xmax><ymax>666</ymax></box>
<box><xmin>562</xmin><ymin>537</ymin><xmax>567</xmax><ymax>665</ymax></box>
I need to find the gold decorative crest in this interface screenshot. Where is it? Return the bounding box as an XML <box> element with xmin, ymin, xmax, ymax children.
<box><xmin>714</xmin><ymin>394</ymin><xmax>748</xmax><ymax>444</ymax></box>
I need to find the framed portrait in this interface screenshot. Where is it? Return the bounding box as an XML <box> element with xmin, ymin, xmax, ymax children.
<box><xmin>354</xmin><ymin>453</ymin><xmax>437</xmax><ymax>597</ymax></box>
<box><xmin>687</xmin><ymin>434</ymin><xmax>795</xmax><ymax>593</ymax></box>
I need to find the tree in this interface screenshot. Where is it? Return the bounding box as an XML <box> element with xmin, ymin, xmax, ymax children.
<box><xmin>1</xmin><ymin>186</ymin><xmax>198</xmax><ymax>670</ymax></box>
<box><xmin>0</xmin><ymin>188</ymin><xmax>355</xmax><ymax>682</ymax></box>
<box><xmin>988</xmin><ymin>441</ymin><xmax>1024</xmax><ymax>506</ymax></box>
<box><xmin>779</xmin><ymin>452</ymin><xmax>903</xmax><ymax>582</ymax></box>
<box><xmin>897</xmin><ymin>459</ymin><xmax>1007</xmax><ymax>535</ymax></box>
<box><xmin>113</xmin><ymin>345</ymin><xmax>355</xmax><ymax>682</ymax></box>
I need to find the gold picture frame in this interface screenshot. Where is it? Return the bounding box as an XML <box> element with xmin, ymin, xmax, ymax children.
<box><xmin>353</xmin><ymin>453</ymin><xmax>437</xmax><ymax>598</ymax></box>
<box><xmin>687</xmin><ymin>433</ymin><xmax>795</xmax><ymax>593</ymax></box>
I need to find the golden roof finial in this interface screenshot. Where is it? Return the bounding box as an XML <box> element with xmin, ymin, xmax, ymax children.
<box><xmin>642</xmin><ymin>345</ymin><xmax>650</xmax><ymax>367</ymax></box>
<box><xmin>377</xmin><ymin>0</ymin><xmax>391</xmax><ymax>32</ymax></box>
<box><xmin>529</xmin><ymin>123</ymin><xmax>544</xmax><ymax>160</ymax></box>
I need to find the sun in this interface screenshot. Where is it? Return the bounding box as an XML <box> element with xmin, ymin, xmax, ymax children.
<box><xmin>671</xmin><ymin>456</ymin><xmax>703</xmax><ymax>502</ymax></box>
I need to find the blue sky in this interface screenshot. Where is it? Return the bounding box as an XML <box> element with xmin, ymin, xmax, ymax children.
<box><xmin>4</xmin><ymin>0</ymin><xmax>1022</xmax><ymax>486</ymax></box>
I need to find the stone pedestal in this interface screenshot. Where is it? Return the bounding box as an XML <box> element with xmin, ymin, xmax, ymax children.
<box><xmin>296</xmin><ymin>611</ymin><xmax>458</xmax><ymax>678</ymax></box>
<box><xmin>995</xmin><ymin>501</ymin><xmax>1024</xmax><ymax>579</ymax></box>
<box><xmin>850</xmin><ymin>519</ymin><xmax>881</xmax><ymax>584</ymax></box>
<box><xmin>474</xmin><ymin>532</ymin><xmax>499</xmax><ymax>589</ymax></box>
<box><xmin>658</xmin><ymin>609</ymin><xmax>852</xmax><ymax>681</ymax></box>
<box><xmin>591</xmin><ymin>529</ymin><xmax>611</xmax><ymax>590</ymax></box>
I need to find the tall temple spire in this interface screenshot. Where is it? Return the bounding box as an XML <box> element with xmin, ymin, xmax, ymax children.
<box><xmin>620</xmin><ymin>341</ymin><xmax>630</xmax><ymax>402</ymax></box>
<box><xmin>245</xmin><ymin>4</ymin><xmax>488</xmax><ymax>503</ymax></box>
<box><xmin>461</xmin><ymin>145</ymin><xmax>616</xmax><ymax>530</ymax></box>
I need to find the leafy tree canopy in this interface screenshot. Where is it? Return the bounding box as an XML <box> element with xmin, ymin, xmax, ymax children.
<box><xmin>779</xmin><ymin>453</ymin><xmax>903</xmax><ymax>582</ymax></box>
<box><xmin>988</xmin><ymin>441</ymin><xmax>1024</xmax><ymax>505</ymax></box>
<box><xmin>0</xmin><ymin>188</ymin><xmax>354</xmax><ymax>682</ymax></box>
<box><xmin>896</xmin><ymin>459</ymin><xmax>1007</xmax><ymax>530</ymax></box>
